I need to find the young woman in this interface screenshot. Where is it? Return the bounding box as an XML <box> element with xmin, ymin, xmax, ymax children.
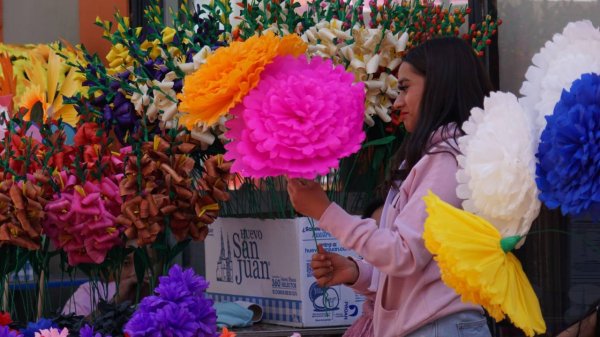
<box><xmin>287</xmin><ymin>37</ymin><xmax>494</xmax><ymax>337</ymax></box>
<box><xmin>317</xmin><ymin>200</ymin><xmax>384</xmax><ymax>337</ymax></box>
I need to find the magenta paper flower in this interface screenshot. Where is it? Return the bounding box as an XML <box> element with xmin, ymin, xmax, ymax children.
<box><xmin>44</xmin><ymin>172</ymin><xmax>124</xmax><ymax>266</ymax></box>
<box><xmin>224</xmin><ymin>55</ymin><xmax>366</xmax><ymax>178</ymax></box>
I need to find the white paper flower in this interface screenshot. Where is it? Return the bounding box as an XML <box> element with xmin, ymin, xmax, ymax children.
<box><xmin>130</xmin><ymin>83</ymin><xmax>150</xmax><ymax>114</ymax></box>
<box><xmin>151</xmin><ymin>72</ymin><xmax>178</xmax><ymax>123</ymax></box>
<box><xmin>520</xmin><ymin>20</ymin><xmax>600</xmax><ymax>134</ymax></box>
<box><xmin>189</xmin><ymin>116</ymin><xmax>228</xmax><ymax>150</ymax></box>
<box><xmin>178</xmin><ymin>46</ymin><xmax>214</xmax><ymax>74</ymax></box>
<box><xmin>456</xmin><ymin>92</ymin><xmax>540</xmax><ymax>239</ymax></box>
<box><xmin>302</xmin><ymin>22</ymin><xmax>405</xmax><ymax>127</ymax></box>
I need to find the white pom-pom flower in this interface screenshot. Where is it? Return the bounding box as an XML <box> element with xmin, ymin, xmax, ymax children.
<box><xmin>520</xmin><ymin>20</ymin><xmax>600</xmax><ymax>134</ymax></box>
<box><xmin>456</xmin><ymin>92</ymin><xmax>540</xmax><ymax>239</ymax></box>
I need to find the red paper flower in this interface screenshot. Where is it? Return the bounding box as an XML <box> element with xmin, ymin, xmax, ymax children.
<box><xmin>0</xmin><ymin>311</ymin><xmax>11</xmax><ymax>326</ymax></box>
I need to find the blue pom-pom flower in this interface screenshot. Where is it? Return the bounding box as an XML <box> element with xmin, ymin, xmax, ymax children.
<box><xmin>20</xmin><ymin>318</ymin><xmax>57</xmax><ymax>337</ymax></box>
<box><xmin>536</xmin><ymin>73</ymin><xmax>600</xmax><ymax>217</ymax></box>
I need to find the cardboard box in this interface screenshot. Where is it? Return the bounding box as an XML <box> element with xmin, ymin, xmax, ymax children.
<box><xmin>205</xmin><ymin>217</ymin><xmax>365</xmax><ymax>327</ymax></box>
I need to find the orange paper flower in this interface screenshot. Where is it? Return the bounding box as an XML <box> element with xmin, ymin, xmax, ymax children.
<box><xmin>219</xmin><ymin>327</ymin><xmax>236</xmax><ymax>337</ymax></box>
<box><xmin>178</xmin><ymin>32</ymin><xmax>307</xmax><ymax>128</ymax></box>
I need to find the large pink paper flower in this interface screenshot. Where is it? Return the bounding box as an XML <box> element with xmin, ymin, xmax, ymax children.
<box><xmin>224</xmin><ymin>55</ymin><xmax>365</xmax><ymax>178</ymax></box>
<box><xmin>44</xmin><ymin>172</ymin><xmax>124</xmax><ymax>266</ymax></box>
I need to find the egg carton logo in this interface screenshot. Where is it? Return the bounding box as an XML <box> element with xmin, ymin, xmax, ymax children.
<box><xmin>309</xmin><ymin>282</ymin><xmax>340</xmax><ymax>312</ymax></box>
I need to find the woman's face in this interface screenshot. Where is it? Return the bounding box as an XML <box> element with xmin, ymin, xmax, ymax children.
<box><xmin>393</xmin><ymin>62</ymin><xmax>425</xmax><ymax>133</ymax></box>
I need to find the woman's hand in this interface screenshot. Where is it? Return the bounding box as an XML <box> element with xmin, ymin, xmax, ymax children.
<box><xmin>311</xmin><ymin>244</ymin><xmax>359</xmax><ymax>287</ymax></box>
<box><xmin>286</xmin><ymin>178</ymin><xmax>332</xmax><ymax>219</ymax></box>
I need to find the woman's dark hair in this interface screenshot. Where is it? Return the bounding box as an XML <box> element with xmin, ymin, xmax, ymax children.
<box><xmin>389</xmin><ymin>37</ymin><xmax>493</xmax><ymax>183</ymax></box>
<box><xmin>361</xmin><ymin>199</ymin><xmax>385</xmax><ymax>219</ymax></box>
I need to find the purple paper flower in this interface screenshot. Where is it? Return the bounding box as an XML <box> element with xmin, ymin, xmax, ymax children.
<box><xmin>142</xmin><ymin>59</ymin><xmax>169</xmax><ymax>82</ymax></box>
<box><xmin>124</xmin><ymin>265</ymin><xmax>217</xmax><ymax>337</ymax></box>
<box><xmin>79</xmin><ymin>325</ymin><xmax>111</xmax><ymax>337</ymax></box>
<box><xmin>155</xmin><ymin>265</ymin><xmax>210</xmax><ymax>297</ymax></box>
<box><xmin>0</xmin><ymin>326</ymin><xmax>22</xmax><ymax>337</ymax></box>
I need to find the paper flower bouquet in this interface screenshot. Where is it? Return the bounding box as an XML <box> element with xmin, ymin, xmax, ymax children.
<box><xmin>175</xmin><ymin>0</ymin><xmax>499</xmax><ymax>216</ymax></box>
<box><xmin>423</xmin><ymin>20</ymin><xmax>600</xmax><ymax>337</ymax></box>
<box><xmin>0</xmin><ymin>0</ymin><xmax>503</xmax><ymax>334</ymax></box>
<box><xmin>178</xmin><ymin>32</ymin><xmax>365</xmax><ymax>179</ymax></box>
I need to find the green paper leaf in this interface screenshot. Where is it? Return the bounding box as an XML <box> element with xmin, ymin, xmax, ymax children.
<box><xmin>361</xmin><ymin>135</ymin><xmax>396</xmax><ymax>148</ymax></box>
<box><xmin>134</xmin><ymin>247</ymin><xmax>151</xmax><ymax>285</ymax></box>
<box><xmin>500</xmin><ymin>235</ymin><xmax>522</xmax><ymax>253</ymax></box>
<box><xmin>168</xmin><ymin>238</ymin><xmax>191</xmax><ymax>263</ymax></box>
<box><xmin>371</xmin><ymin>147</ymin><xmax>385</xmax><ymax>171</ymax></box>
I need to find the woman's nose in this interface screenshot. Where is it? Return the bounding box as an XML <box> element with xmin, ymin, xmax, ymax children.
<box><xmin>392</xmin><ymin>95</ymin><xmax>404</xmax><ymax>110</ymax></box>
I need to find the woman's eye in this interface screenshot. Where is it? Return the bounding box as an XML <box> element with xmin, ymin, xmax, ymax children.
<box><xmin>398</xmin><ymin>85</ymin><xmax>408</xmax><ymax>92</ymax></box>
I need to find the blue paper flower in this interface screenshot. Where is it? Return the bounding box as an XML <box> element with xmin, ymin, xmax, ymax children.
<box><xmin>124</xmin><ymin>265</ymin><xmax>218</xmax><ymax>337</ymax></box>
<box><xmin>536</xmin><ymin>72</ymin><xmax>600</xmax><ymax>217</ymax></box>
<box><xmin>79</xmin><ymin>324</ymin><xmax>111</xmax><ymax>337</ymax></box>
<box><xmin>20</xmin><ymin>318</ymin><xmax>57</xmax><ymax>337</ymax></box>
<box><xmin>0</xmin><ymin>326</ymin><xmax>22</xmax><ymax>337</ymax></box>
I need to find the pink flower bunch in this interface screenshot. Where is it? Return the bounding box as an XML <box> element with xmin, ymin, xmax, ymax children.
<box><xmin>44</xmin><ymin>172</ymin><xmax>124</xmax><ymax>265</ymax></box>
<box><xmin>34</xmin><ymin>327</ymin><xmax>69</xmax><ymax>337</ymax></box>
<box><xmin>225</xmin><ymin>55</ymin><xmax>365</xmax><ymax>178</ymax></box>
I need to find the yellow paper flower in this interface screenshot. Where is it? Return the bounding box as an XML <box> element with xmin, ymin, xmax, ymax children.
<box><xmin>140</xmin><ymin>39</ymin><xmax>162</xmax><ymax>60</ymax></box>
<box><xmin>19</xmin><ymin>84</ymin><xmax>47</xmax><ymax>113</ymax></box>
<box><xmin>422</xmin><ymin>191</ymin><xmax>546</xmax><ymax>337</ymax></box>
<box><xmin>177</xmin><ymin>32</ymin><xmax>307</xmax><ymax>128</ymax></box>
<box><xmin>106</xmin><ymin>43</ymin><xmax>134</xmax><ymax>75</ymax></box>
<box><xmin>17</xmin><ymin>50</ymin><xmax>82</xmax><ymax>126</ymax></box>
<box><xmin>162</xmin><ymin>27</ymin><xmax>176</xmax><ymax>44</ymax></box>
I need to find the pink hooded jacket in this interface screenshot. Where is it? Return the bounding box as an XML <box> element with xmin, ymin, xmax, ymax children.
<box><xmin>318</xmin><ymin>126</ymin><xmax>482</xmax><ymax>336</ymax></box>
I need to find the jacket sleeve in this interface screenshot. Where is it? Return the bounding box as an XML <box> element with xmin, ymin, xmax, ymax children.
<box><xmin>318</xmin><ymin>150</ymin><xmax>461</xmax><ymax>278</ymax></box>
<box><xmin>346</xmin><ymin>258</ymin><xmax>376</xmax><ymax>297</ymax></box>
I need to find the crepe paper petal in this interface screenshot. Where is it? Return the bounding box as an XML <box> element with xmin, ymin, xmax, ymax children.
<box><xmin>199</xmin><ymin>155</ymin><xmax>233</xmax><ymax>202</ymax></box>
<box><xmin>2</xmin><ymin>126</ymin><xmax>54</xmax><ymax>176</ymax></box>
<box><xmin>456</xmin><ymin>92</ymin><xmax>541</xmax><ymax>239</ymax></box>
<box><xmin>520</xmin><ymin>20</ymin><xmax>600</xmax><ymax>135</ymax></box>
<box><xmin>119</xmin><ymin>136</ymin><xmax>231</xmax><ymax>245</ymax></box>
<box><xmin>18</xmin><ymin>49</ymin><xmax>82</xmax><ymax>127</ymax></box>
<box><xmin>536</xmin><ymin>73</ymin><xmax>600</xmax><ymax>218</ymax></box>
<box><xmin>74</xmin><ymin>122</ymin><xmax>107</xmax><ymax>146</ymax></box>
<box><xmin>219</xmin><ymin>327</ymin><xmax>236</xmax><ymax>337</ymax></box>
<box><xmin>422</xmin><ymin>191</ymin><xmax>546</xmax><ymax>337</ymax></box>
<box><xmin>224</xmin><ymin>55</ymin><xmax>365</xmax><ymax>179</ymax></box>
<box><xmin>44</xmin><ymin>174</ymin><xmax>124</xmax><ymax>266</ymax></box>
<box><xmin>178</xmin><ymin>32</ymin><xmax>307</xmax><ymax>128</ymax></box>
<box><xmin>0</xmin><ymin>175</ymin><xmax>47</xmax><ymax>250</ymax></box>
<box><xmin>34</xmin><ymin>328</ymin><xmax>69</xmax><ymax>337</ymax></box>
